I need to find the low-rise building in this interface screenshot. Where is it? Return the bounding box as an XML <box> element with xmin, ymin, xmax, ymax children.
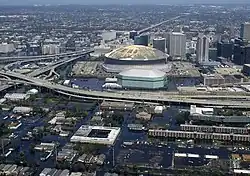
<box><xmin>127</xmin><ymin>124</ymin><xmax>145</xmax><ymax>131</ymax></box>
<box><xmin>35</xmin><ymin>142</ymin><xmax>55</xmax><ymax>152</ymax></box>
<box><xmin>4</xmin><ymin>93</ymin><xmax>30</xmax><ymax>101</ymax></box>
<box><xmin>180</xmin><ymin>124</ymin><xmax>249</xmax><ymax>134</ymax></box>
<box><xmin>0</xmin><ymin>164</ymin><xmax>33</xmax><ymax>175</ymax></box>
<box><xmin>202</xmin><ymin>74</ymin><xmax>225</xmax><ymax>86</ymax></box>
<box><xmin>13</xmin><ymin>106</ymin><xmax>33</xmax><ymax>114</ymax></box>
<box><xmin>49</xmin><ymin>111</ymin><xmax>66</xmax><ymax>125</ymax></box>
<box><xmin>57</xmin><ymin>149</ymin><xmax>77</xmax><ymax>163</ymax></box>
<box><xmin>39</xmin><ymin>168</ymin><xmax>69</xmax><ymax>176</ymax></box>
<box><xmin>190</xmin><ymin>105</ymin><xmax>214</xmax><ymax>115</ymax></box>
<box><xmin>71</xmin><ymin>125</ymin><xmax>120</xmax><ymax>145</ymax></box>
<box><xmin>77</xmin><ymin>154</ymin><xmax>105</xmax><ymax>166</ymax></box>
<box><xmin>27</xmin><ymin>88</ymin><xmax>39</xmax><ymax>95</ymax></box>
<box><xmin>148</xmin><ymin>129</ymin><xmax>250</xmax><ymax>142</ymax></box>
<box><xmin>100</xmin><ymin>101</ymin><xmax>134</xmax><ymax>111</ymax></box>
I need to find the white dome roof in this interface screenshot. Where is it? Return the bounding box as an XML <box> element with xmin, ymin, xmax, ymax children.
<box><xmin>119</xmin><ymin>69</ymin><xmax>166</xmax><ymax>78</ymax></box>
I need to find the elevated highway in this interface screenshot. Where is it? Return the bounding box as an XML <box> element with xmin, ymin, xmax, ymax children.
<box><xmin>4</xmin><ymin>49</ymin><xmax>94</xmax><ymax>71</ymax></box>
<box><xmin>0</xmin><ymin>49</ymin><xmax>93</xmax><ymax>63</ymax></box>
<box><xmin>27</xmin><ymin>54</ymin><xmax>84</xmax><ymax>77</ymax></box>
<box><xmin>2</xmin><ymin>71</ymin><xmax>250</xmax><ymax>107</ymax></box>
<box><xmin>138</xmin><ymin>15</ymin><xmax>183</xmax><ymax>34</ymax></box>
<box><xmin>0</xmin><ymin>50</ymin><xmax>93</xmax><ymax>92</ymax></box>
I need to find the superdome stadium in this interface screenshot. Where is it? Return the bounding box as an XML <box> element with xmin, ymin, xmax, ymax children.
<box><xmin>102</xmin><ymin>45</ymin><xmax>171</xmax><ymax>73</ymax></box>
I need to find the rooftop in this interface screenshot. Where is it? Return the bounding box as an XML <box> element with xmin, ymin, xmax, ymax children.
<box><xmin>70</xmin><ymin>125</ymin><xmax>120</xmax><ymax>145</ymax></box>
<box><xmin>105</xmin><ymin>45</ymin><xmax>165</xmax><ymax>61</ymax></box>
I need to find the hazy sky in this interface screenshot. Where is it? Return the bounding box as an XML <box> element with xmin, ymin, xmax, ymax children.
<box><xmin>1</xmin><ymin>0</ymin><xmax>250</xmax><ymax>5</ymax></box>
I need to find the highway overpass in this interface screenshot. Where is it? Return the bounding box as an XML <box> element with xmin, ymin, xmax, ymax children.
<box><xmin>138</xmin><ymin>15</ymin><xmax>183</xmax><ymax>34</ymax></box>
<box><xmin>2</xmin><ymin>72</ymin><xmax>250</xmax><ymax>108</ymax></box>
<box><xmin>0</xmin><ymin>49</ymin><xmax>94</xmax><ymax>63</ymax></box>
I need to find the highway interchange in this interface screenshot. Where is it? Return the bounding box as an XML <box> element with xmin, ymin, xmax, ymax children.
<box><xmin>1</xmin><ymin>69</ymin><xmax>250</xmax><ymax>108</ymax></box>
<box><xmin>1</xmin><ymin>15</ymin><xmax>250</xmax><ymax>108</ymax></box>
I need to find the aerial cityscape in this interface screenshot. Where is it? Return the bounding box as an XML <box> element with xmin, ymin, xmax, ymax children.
<box><xmin>1</xmin><ymin>2</ymin><xmax>250</xmax><ymax>176</ymax></box>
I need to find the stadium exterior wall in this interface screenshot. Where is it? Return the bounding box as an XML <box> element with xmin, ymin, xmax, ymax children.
<box><xmin>117</xmin><ymin>75</ymin><xmax>167</xmax><ymax>89</ymax></box>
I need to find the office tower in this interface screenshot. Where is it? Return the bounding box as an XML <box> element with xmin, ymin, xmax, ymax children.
<box><xmin>233</xmin><ymin>38</ymin><xmax>250</xmax><ymax>65</ymax></box>
<box><xmin>209</xmin><ymin>48</ymin><xmax>217</xmax><ymax>61</ymax></box>
<box><xmin>240</xmin><ymin>22</ymin><xmax>250</xmax><ymax>41</ymax></box>
<box><xmin>134</xmin><ymin>34</ymin><xmax>149</xmax><ymax>46</ymax></box>
<box><xmin>167</xmin><ymin>32</ymin><xmax>186</xmax><ymax>60</ymax></box>
<box><xmin>233</xmin><ymin>45</ymin><xmax>250</xmax><ymax>65</ymax></box>
<box><xmin>153</xmin><ymin>38</ymin><xmax>166</xmax><ymax>52</ymax></box>
<box><xmin>42</xmin><ymin>44</ymin><xmax>60</xmax><ymax>55</ymax></box>
<box><xmin>196</xmin><ymin>35</ymin><xmax>209</xmax><ymax>63</ymax></box>
<box><xmin>233</xmin><ymin>44</ymin><xmax>245</xmax><ymax>65</ymax></box>
<box><xmin>245</xmin><ymin>46</ymin><xmax>250</xmax><ymax>64</ymax></box>
<box><xmin>217</xmin><ymin>41</ymin><xmax>233</xmax><ymax>59</ymax></box>
<box><xmin>129</xmin><ymin>30</ymin><xmax>138</xmax><ymax>40</ymax></box>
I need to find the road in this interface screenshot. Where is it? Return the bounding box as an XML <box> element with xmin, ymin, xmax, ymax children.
<box><xmin>0</xmin><ymin>50</ymin><xmax>93</xmax><ymax>93</ymax></box>
<box><xmin>0</xmin><ymin>49</ymin><xmax>93</xmax><ymax>63</ymax></box>
<box><xmin>2</xmin><ymin>72</ymin><xmax>250</xmax><ymax>107</ymax></box>
<box><xmin>27</xmin><ymin>54</ymin><xmax>85</xmax><ymax>77</ymax></box>
<box><xmin>138</xmin><ymin>15</ymin><xmax>183</xmax><ymax>34</ymax></box>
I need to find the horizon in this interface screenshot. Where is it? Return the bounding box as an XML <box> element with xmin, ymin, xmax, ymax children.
<box><xmin>1</xmin><ymin>0</ymin><xmax>250</xmax><ymax>6</ymax></box>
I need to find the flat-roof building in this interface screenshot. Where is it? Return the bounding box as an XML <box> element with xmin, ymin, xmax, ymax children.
<box><xmin>202</xmin><ymin>74</ymin><xmax>225</xmax><ymax>86</ymax></box>
<box><xmin>13</xmin><ymin>106</ymin><xmax>33</xmax><ymax>114</ymax></box>
<box><xmin>70</xmin><ymin>125</ymin><xmax>120</xmax><ymax>145</ymax></box>
<box><xmin>4</xmin><ymin>93</ymin><xmax>30</xmax><ymax>101</ymax></box>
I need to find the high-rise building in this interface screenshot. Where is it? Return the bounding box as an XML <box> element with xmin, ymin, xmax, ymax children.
<box><xmin>196</xmin><ymin>35</ymin><xmax>209</xmax><ymax>63</ymax></box>
<box><xmin>134</xmin><ymin>34</ymin><xmax>149</xmax><ymax>46</ymax></box>
<box><xmin>232</xmin><ymin>37</ymin><xmax>250</xmax><ymax>65</ymax></box>
<box><xmin>42</xmin><ymin>44</ymin><xmax>60</xmax><ymax>55</ymax></box>
<box><xmin>167</xmin><ymin>32</ymin><xmax>186</xmax><ymax>60</ymax></box>
<box><xmin>233</xmin><ymin>44</ymin><xmax>245</xmax><ymax>65</ymax></box>
<box><xmin>153</xmin><ymin>38</ymin><xmax>166</xmax><ymax>53</ymax></box>
<box><xmin>217</xmin><ymin>41</ymin><xmax>233</xmax><ymax>59</ymax></box>
<box><xmin>129</xmin><ymin>30</ymin><xmax>138</xmax><ymax>40</ymax></box>
<box><xmin>209</xmin><ymin>48</ymin><xmax>217</xmax><ymax>61</ymax></box>
<box><xmin>240</xmin><ymin>22</ymin><xmax>250</xmax><ymax>41</ymax></box>
<box><xmin>245</xmin><ymin>46</ymin><xmax>250</xmax><ymax>64</ymax></box>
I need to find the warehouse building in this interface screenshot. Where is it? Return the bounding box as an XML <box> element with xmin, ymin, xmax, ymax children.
<box><xmin>4</xmin><ymin>93</ymin><xmax>30</xmax><ymax>101</ymax></box>
<box><xmin>117</xmin><ymin>68</ymin><xmax>167</xmax><ymax>89</ymax></box>
<box><xmin>180</xmin><ymin>124</ymin><xmax>249</xmax><ymax>134</ymax></box>
<box><xmin>148</xmin><ymin>129</ymin><xmax>250</xmax><ymax>142</ymax></box>
<box><xmin>13</xmin><ymin>106</ymin><xmax>33</xmax><ymax>114</ymax></box>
